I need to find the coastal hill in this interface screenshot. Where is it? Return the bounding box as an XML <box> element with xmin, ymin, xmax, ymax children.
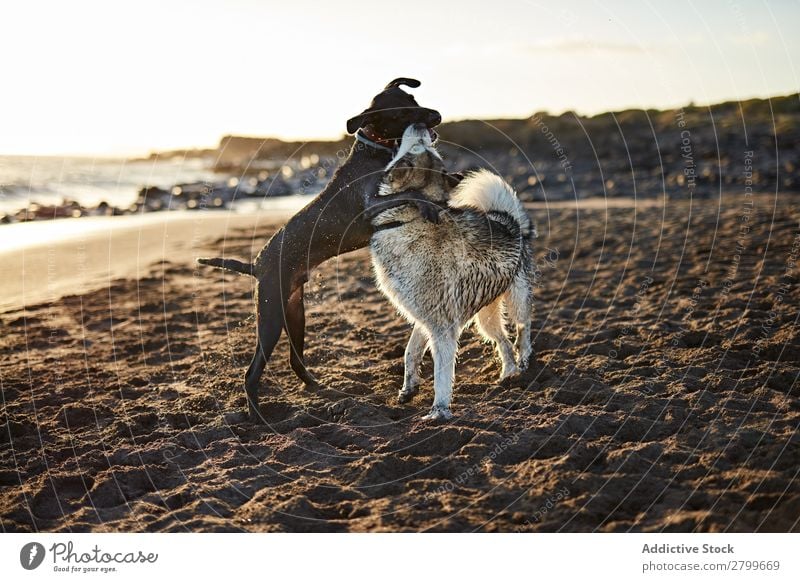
<box><xmin>182</xmin><ymin>93</ymin><xmax>800</xmax><ymax>202</ymax></box>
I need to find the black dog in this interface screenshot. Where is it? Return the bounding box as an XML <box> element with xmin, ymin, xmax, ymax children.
<box><xmin>199</xmin><ymin>78</ymin><xmax>443</xmax><ymax>422</ymax></box>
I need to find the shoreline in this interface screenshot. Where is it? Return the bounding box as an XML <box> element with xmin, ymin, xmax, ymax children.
<box><xmin>0</xmin><ymin>209</ymin><xmax>297</xmax><ymax>312</ymax></box>
<box><xmin>0</xmin><ymin>193</ymin><xmax>781</xmax><ymax>312</ymax></box>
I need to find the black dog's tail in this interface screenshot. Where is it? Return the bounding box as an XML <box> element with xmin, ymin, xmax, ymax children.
<box><xmin>197</xmin><ymin>257</ymin><xmax>254</xmax><ymax>277</ymax></box>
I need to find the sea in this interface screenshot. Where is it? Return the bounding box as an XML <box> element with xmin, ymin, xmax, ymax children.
<box><xmin>0</xmin><ymin>155</ymin><xmax>220</xmax><ymax>216</ymax></box>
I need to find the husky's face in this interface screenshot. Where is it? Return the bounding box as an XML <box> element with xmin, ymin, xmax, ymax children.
<box><xmin>386</xmin><ymin>150</ymin><xmax>452</xmax><ymax>203</ymax></box>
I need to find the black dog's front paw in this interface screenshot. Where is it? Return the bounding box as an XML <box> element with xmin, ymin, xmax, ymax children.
<box><xmin>364</xmin><ymin>193</ymin><xmax>413</xmax><ymax>219</ymax></box>
<box><xmin>445</xmin><ymin>171</ymin><xmax>465</xmax><ymax>188</ymax></box>
<box><xmin>415</xmin><ymin>200</ymin><xmax>441</xmax><ymax>224</ymax></box>
<box><xmin>366</xmin><ymin>190</ymin><xmax>445</xmax><ymax>223</ymax></box>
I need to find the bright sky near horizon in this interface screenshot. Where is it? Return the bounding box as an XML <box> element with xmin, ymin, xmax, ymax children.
<box><xmin>1</xmin><ymin>0</ymin><xmax>798</xmax><ymax>156</ymax></box>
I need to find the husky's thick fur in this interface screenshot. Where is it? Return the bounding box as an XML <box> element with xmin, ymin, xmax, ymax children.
<box><xmin>370</xmin><ymin>130</ymin><xmax>535</xmax><ymax>420</ymax></box>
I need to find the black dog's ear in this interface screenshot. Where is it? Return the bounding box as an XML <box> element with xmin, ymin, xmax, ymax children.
<box><xmin>385</xmin><ymin>78</ymin><xmax>421</xmax><ymax>90</ymax></box>
<box><xmin>346</xmin><ymin>112</ymin><xmax>369</xmax><ymax>134</ymax></box>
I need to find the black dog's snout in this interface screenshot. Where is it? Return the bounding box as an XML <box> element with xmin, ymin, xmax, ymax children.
<box><xmin>428</xmin><ymin>110</ymin><xmax>442</xmax><ymax>127</ymax></box>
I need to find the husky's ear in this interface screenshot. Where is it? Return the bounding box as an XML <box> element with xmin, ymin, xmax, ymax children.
<box><xmin>346</xmin><ymin>111</ymin><xmax>371</xmax><ymax>134</ymax></box>
<box><xmin>385</xmin><ymin>78</ymin><xmax>421</xmax><ymax>90</ymax></box>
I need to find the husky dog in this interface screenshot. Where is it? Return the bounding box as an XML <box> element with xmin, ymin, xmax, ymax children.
<box><xmin>369</xmin><ymin>125</ymin><xmax>536</xmax><ymax>420</ymax></box>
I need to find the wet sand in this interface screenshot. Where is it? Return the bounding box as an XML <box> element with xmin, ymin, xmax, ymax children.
<box><xmin>0</xmin><ymin>205</ymin><xmax>305</xmax><ymax>311</ymax></box>
<box><xmin>1</xmin><ymin>195</ymin><xmax>799</xmax><ymax>532</ymax></box>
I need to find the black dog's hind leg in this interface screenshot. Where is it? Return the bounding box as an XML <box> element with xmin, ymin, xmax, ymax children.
<box><xmin>286</xmin><ymin>285</ymin><xmax>319</xmax><ymax>387</ymax></box>
<box><xmin>244</xmin><ymin>341</ymin><xmax>266</xmax><ymax>422</ymax></box>
<box><xmin>244</xmin><ymin>281</ymin><xmax>285</xmax><ymax>422</ymax></box>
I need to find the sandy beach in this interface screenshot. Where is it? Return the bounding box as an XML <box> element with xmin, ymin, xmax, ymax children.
<box><xmin>1</xmin><ymin>194</ymin><xmax>799</xmax><ymax>532</ymax></box>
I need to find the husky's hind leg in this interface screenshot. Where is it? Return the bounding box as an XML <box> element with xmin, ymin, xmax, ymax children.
<box><xmin>475</xmin><ymin>298</ymin><xmax>518</xmax><ymax>380</ymax></box>
<box><xmin>507</xmin><ymin>271</ymin><xmax>533</xmax><ymax>371</ymax></box>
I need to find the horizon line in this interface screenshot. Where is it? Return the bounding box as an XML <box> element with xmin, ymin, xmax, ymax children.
<box><xmin>2</xmin><ymin>90</ymin><xmax>796</xmax><ymax>160</ymax></box>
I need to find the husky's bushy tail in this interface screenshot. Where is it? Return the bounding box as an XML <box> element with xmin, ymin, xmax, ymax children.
<box><xmin>449</xmin><ymin>169</ymin><xmax>536</xmax><ymax>238</ymax></box>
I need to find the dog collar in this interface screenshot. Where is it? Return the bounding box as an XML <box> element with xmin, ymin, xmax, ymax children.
<box><xmin>355</xmin><ymin>130</ymin><xmax>396</xmax><ymax>153</ymax></box>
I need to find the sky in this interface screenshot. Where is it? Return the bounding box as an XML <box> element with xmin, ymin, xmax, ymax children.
<box><xmin>1</xmin><ymin>0</ymin><xmax>798</xmax><ymax>156</ymax></box>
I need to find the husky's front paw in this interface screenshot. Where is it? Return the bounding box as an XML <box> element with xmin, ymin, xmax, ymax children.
<box><xmin>422</xmin><ymin>405</ymin><xmax>453</xmax><ymax>421</ymax></box>
<box><xmin>517</xmin><ymin>346</ymin><xmax>533</xmax><ymax>372</ymax></box>
<box><xmin>397</xmin><ymin>385</ymin><xmax>420</xmax><ymax>404</ymax></box>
